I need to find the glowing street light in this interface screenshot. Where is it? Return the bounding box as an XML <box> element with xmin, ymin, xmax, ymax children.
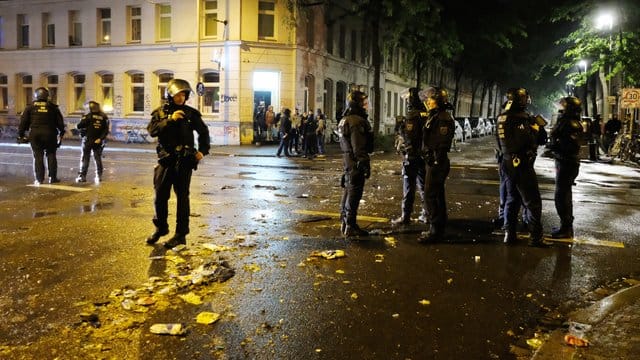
<box><xmin>595</xmin><ymin>12</ymin><xmax>614</xmax><ymax>31</ymax></box>
<box><xmin>595</xmin><ymin>10</ymin><xmax>616</xmax><ymax>121</ymax></box>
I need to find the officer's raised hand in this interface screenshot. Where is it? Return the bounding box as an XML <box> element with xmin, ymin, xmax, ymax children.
<box><xmin>170</xmin><ymin>110</ymin><xmax>185</xmax><ymax>121</ymax></box>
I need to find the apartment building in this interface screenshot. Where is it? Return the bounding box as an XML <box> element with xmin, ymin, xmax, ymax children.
<box><xmin>0</xmin><ymin>0</ymin><xmax>466</xmax><ymax>145</ymax></box>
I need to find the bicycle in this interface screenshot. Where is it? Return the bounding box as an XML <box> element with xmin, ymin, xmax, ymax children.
<box><xmin>610</xmin><ymin>133</ymin><xmax>639</xmax><ymax>163</ymax></box>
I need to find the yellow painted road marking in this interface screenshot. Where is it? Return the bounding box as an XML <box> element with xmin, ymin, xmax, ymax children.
<box><xmin>516</xmin><ymin>232</ymin><xmax>625</xmax><ymax>248</ymax></box>
<box><xmin>27</xmin><ymin>184</ymin><xmax>93</xmax><ymax>192</ymax></box>
<box><xmin>294</xmin><ymin>209</ymin><xmax>388</xmax><ymax>223</ymax></box>
<box><xmin>545</xmin><ymin>237</ymin><xmax>625</xmax><ymax>248</ymax></box>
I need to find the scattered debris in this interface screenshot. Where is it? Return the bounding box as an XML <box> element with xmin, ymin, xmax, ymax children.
<box><xmin>309</xmin><ymin>250</ymin><xmax>346</xmax><ymax>260</ymax></box>
<box><xmin>149</xmin><ymin>323</ymin><xmax>186</xmax><ymax>336</ymax></box>
<box><xmin>196</xmin><ymin>312</ymin><xmax>221</xmax><ymax>325</ymax></box>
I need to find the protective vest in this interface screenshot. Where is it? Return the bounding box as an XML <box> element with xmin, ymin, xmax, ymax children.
<box><xmin>497</xmin><ymin>111</ymin><xmax>537</xmax><ymax>155</ymax></box>
<box><xmin>550</xmin><ymin>113</ymin><xmax>583</xmax><ymax>160</ymax></box>
<box><xmin>423</xmin><ymin>109</ymin><xmax>455</xmax><ymax>155</ymax></box>
<box><xmin>398</xmin><ymin>109</ymin><xmax>426</xmax><ymax>158</ymax></box>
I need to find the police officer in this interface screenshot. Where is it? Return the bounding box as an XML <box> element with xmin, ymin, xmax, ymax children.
<box><xmin>548</xmin><ymin>96</ymin><xmax>583</xmax><ymax>238</ymax></box>
<box><xmin>417</xmin><ymin>86</ymin><xmax>455</xmax><ymax>243</ymax></box>
<box><xmin>497</xmin><ymin>88</ymin><xmax>548</xmax><ymax>247</ymax></box>
<box><xmin>392</xmin><ymin>88</ymin><xmax>427</xmax><ymax>225</ymax></box>
<box><xmin>146</xmin><ymin>79</ymin><xmax>210</xmax><ymax>249</ymax></box>
<box><xmin>18</xmin><ymin>87</ymin><xmax>66</xmax><ymax>185</ymax></box>
<box><xmin>76</xmin><ymin>101</ymin><xmax>109</xmax><ymax>183</ymax></box>
<box><xmin>339</xmin><ymin>90</ymin><xmax>374</xmax><ymax>237</ymax></box>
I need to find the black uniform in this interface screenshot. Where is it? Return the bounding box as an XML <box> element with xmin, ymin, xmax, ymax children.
<box><xmin>394</xmin><ymin>106</ymin><xmax>427</xmax><ymax>223</ymax></box>
<box><xmin>76</xmin><ymin>110</ymin><xmax>109</xmax><ymax>181</ymax></box>
<box><xmin>497</xmin><ymin>110</ymin><xmax>544</xmax><ymax>244</ymax></box>
<box><xmin>339</xmin><ymin>106</ymin><xmax>373</xmax><ymax>236</ymax></box>
<box><xmin>147</xmin><ymin>102</ymin><xmax>210</xmax><ymax>239</ymax></box>
<box><xmin>18</xmin><ymin>100</ymin><xmax>65</xmax><ymax>183</ymax></box>
<box><xmin>419</xmin><ymin>106</ymin><xmax>455</xmax><ymax>241</ymax></box>
<box><xmin>549</xmin><ymin>112</ymin><xmax>583</xmax><ymax>237</ymax></box>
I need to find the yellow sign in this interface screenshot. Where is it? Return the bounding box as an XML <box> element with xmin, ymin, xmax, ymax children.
<box><xmin>621</xmin><ymin>88</ymin><xmax>640</xmax><ymax>108</ymax></box>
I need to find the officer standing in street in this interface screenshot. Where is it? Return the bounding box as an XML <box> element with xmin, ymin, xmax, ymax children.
<box><xmin>417</xmin><ymin>86</ymin><xmax>455</xmax><ymax>243</ymax></box>
<box><xmin>146</xmin><ymin>79</ymin><xmax>210</xmax><ymax>249</ymax></box>
<box><xmin>548</xmin><ymin>96</ymin><xmax>583</xmax><ymax>238</ymax></box>
<box><xmin>339</xmin><ymin>90</ymin><xmax>374</xmax><ymax>238</ymax></box>
<box><xmin>392</xmin><ymin>87</ymin><xmax>428</xmax><ymax>226</ymax></box>
<box><xmin>497</xmin><ymin>88</ymin><xmax>548</xmax><ymax>247</ymax></box>
<box><xmin>76</xmin><ymin>101</ymin><xmax>109</xmax><ymax>183</ymax></box>
<box><xmin>18</xmin><ymin>87</ymin><xmax>66</xmax><ymax>185</ymax></box>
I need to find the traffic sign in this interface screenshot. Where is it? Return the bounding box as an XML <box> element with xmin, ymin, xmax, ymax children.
<box><xmin>621</xmin><ymin>88</ymin><xmax>640</xmax><ymax>108</ymax></box>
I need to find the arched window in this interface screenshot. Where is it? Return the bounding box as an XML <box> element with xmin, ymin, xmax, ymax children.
<box><xmin>323</xmin><ymin>79</ymin><xmax>333</xmax><ymax>121</ymax></box>
<box><xmin>156</xmin><ymin>71</ymin><xmax>173</xmax><ymax>102</ymax></box>
<box><xmin>0</xmin><ymin>74</ymin><xmax>8</xmax><ymax>112</ymax></box>
<box><xmin>70</xmin><ymin>73</ymin><xmax>86</xmax><ymax>112</ymax></box>
<box><xmin>335</xmin><ymin>81</ymin><xmax>346</xmax><ymax>120</ymax></box>
<box><xmin>43</xmin><ymin>74</ymin><xmax>58</xmax><ymax>104</ymax></box>
<box><xmin>126</xmin><ymin>71</ymin><xmax>144</xmax><ymax>113</ymax></box>
<box><xmin>97</xmin><ymin>72</ymin><xmax>114</xmax><ymax>112</ymax></box>
<box><xmin>17</xmin><ymin>74</ymin><xmax>33</xmax><ymax>113</ymax></box>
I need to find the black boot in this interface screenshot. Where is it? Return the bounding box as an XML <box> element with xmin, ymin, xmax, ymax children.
<box><xmin>163</xmin><ymin>233</ymin><xmax>187</xmax><ymax>249</ymax></box>
<box><xmin>418</xmin><ymin>225</ymin><xmax>443</xmax><ymax>244</ymax></box>
<box><xmin>503</xmin><ymin>230</ymin><xmax>517</xmax><ymax>244</ymax></box>
<box><xmin>344</xmin><ymin>224</ymin><xmax>369</xmax><ymax>237</ymax></box>
<box><xmin>391</xmin><ymin>215</ymin><xmax>411</xmax><ymax>225</ymax></box>
<box><xmin>551</xmin><ymin>226</ymin><xmax>574</xmax><ymax>239</ymax></box>
<box><xmin>528</xmin><ymin>235</ymin><xmax>551</xmax><ymax>248</ymax></box>
<box><xmin>146</xmin><ymin>228</ymin><xmax>169</xmax><ymax>245</ymax></box>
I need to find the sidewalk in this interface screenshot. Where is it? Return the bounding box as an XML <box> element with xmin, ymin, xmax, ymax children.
<box><xmin>531</xmin><ymin>283</ymin><xmax>640</xmax><ymax>359</ymax></box>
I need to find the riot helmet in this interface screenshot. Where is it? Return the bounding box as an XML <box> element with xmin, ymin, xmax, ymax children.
<box><xmin>347</xmin><ymin>90</ymin><xmax>368</xmax><ymax>110</ymax></box>
<box><xmin>34</xmin><ymin>87</ymin><xmax>50</xmax><ymax>101</ymax></box>
<box><xmin>165</xmin><ymin>79</ymin><xmax>193</xmax><ymax>102</ymax></box>
<box><xmin>88</xmin><ymin>101</ymin><xmax>101</xmax><ymax>113</ymax></box>
<box><xmin>503</xmin><ymin>88</ymin><xmax>530</xmax><ymax>111</ymax></box>
<box><xmin>559</xmin><ymin>96</ymin><xmax>581</xmax><ymax>116</ymax></box>
<box><xmin>419</xmin><ymin>86</ymin><xmax>449</xmax><ymax>107</ymax></box>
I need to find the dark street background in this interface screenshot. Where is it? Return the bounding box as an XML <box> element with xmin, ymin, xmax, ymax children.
<box><xmin>0</xmin><ymin>135</ymin><xmax>639</xmax><ymax>359</ymax></box>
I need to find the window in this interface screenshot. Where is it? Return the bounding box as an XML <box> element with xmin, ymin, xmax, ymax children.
<box><xmin>68</xmin><ymin>11</ymin><xmax>82</xmax><ymax>46</ymax></box>
<box><xmin>360</xmin><ymin>31</ymin><xmax>368</xmax><ymax>64</ymax></box>
<box><xmin>18</xmin><ymin>74</ymin><xmax>33</xmax><ymax>113</ymax></box>
<box><xmin>306</xmin><ymin>12</ymin><xmax>314</xmax><ymax>48</ymax></box>
<box><xmin>98</xmin><ymin>8</ymin><xmax>111</xmax><ymax>45</ymax></box>
<box><xmin>18</xmin><ymin>14</ymin><xmax>29</xmax><ymax>48</ymax></box>
<box><xmin>202</xmin><ymin>72</ymin><xmax>220</xmax><ymax>114</ymax></box>
<box><xmin>203</xmin><ymin>1</ymin><xmax>218</xmax><ymax>38</ymax></box>
<box><xmin>128</xmin><ymin>6</ymin><xmax>142</xmax><ymax>43</ymax></box>
<box><xmin>0</xmin><ymin>75</ymin><xmax>8</xmax><ymax>112</ymax></box>
<box><xmin>42</xmin><ymin>13</ymin><xmax>55</xmax><ymax>47</ymax></box>
<box><xmin>338</xmin><ymin>25</ymin><xmax>345</xmax><ymax>58</ymax></box>
<box><xmin>99</xmin><ymin>73</ymin><xmax>114</xmax><ymax>112</ymax></box>
<box><xmin>394</xmin><ymin>92</ymin><xmax>398</xmax><ymax>116</ymax></box>
<box><xmin>350</xmin><ymin>30</ymin><xmax>357</xmax><ymax>61</ymax></box>
<box><xmin>157</xmin><ymin>4</ymin><xmax>171</xmax><ymax>41</ymax></box>
<box><xmin>0</xmin><ymin>17</ymin><xmax>4</xmax><ymax>48</ymax></box>
<box><xmin>157</xmin><ymin>72</ymin><xmax>173</xmax><ymax>101</ymax></box>
<box><xmin>386</xmin><ymin>90</ymin><xmax>391</xmax><ymax>117</ymax></box>
<box><xmin>326</xmin><ymin>24</ymin><xmax>333</xmax><ymax>55</ymax></box>
<box><xmin>45</xmin><ymin>75</ymin><xmax>58</xmax><ymax>104</ymax></box>
<box><xmin>71</xmin><ymin>73</ymin><xmax>85</xmax><ymax>112</ymax></box>
<box><xmin>258</xmin><ymin>0</ymin><xmax>275</xmax><ymax>39</ymax></box>
<box><xmin>129</xmin><ymin>73</ymin><xmax>144</xmax><ymax>113</ymax></box>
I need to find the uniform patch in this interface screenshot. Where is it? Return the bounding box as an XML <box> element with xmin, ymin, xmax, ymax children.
<box><xmin>406</xmin><ymin>123</ymin><xmax>414</xmax><ymax>131</ymax></box>
<box><xmin>439</xmin><ymin>126</ymin><xmax>449</xmax><ymax>135</ymax></box>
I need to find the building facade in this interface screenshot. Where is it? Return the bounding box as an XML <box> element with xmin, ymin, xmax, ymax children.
<box><xmin>0</xmin><ymin>0</ymin><xmax>478</xmax><ymax>145</ymax></box>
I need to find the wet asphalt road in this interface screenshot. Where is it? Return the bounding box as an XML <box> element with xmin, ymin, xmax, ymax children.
<box><xmin>0</xmin><ymin>136</ymin><xmax>639</xmax><ymax>359</ymax></box>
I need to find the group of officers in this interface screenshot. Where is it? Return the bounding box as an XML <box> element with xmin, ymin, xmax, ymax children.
<box><xmin>339</xmin><ymin>86</ymin><xmax>584</xmax><ymax>247</ymax></box>
<box><xmin>17</xmin><ymin>79</ymin><xmax>583</xmax><ymax>249</ymax></box>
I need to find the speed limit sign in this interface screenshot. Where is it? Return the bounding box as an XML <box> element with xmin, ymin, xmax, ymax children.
<box><xmin>621</xmin><ymin>88</ymin><xmax>640</xmax><ymax>108</ymax></box>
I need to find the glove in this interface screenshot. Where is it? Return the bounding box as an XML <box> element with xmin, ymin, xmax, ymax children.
<box><xmin>170</xmin><ymin>110</ymin><xmax>185</xmax><ymax>121</ymax></box>
<box><xmin>356</xmin><ymin>161</ymin><xmax>371</xmax><ymax>179</ymax></box>
<box><xmin>57</xmin><ymin>139</ymin><xmax>62</xmax><ymax>148</ymax></box>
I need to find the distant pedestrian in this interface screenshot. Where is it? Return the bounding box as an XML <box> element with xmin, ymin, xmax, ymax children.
<box><xmin>603</xmin><ymin>114</ymin><xmax>621</xmax><ymax>154</ymax></box>
<box><xmin>276</xmin><ymin>108</ymin><xmax>292</xmax><ymax>157</ymax></box>
<box><xmin>289</xmin><ymin>108</ymin><xmax>301</xmax><ymax>154</ymax></box>
<box><xmin>339</xmin><ymin>90</ymin><xmax>374</xmax><ymax>238</ymax></box>
<box><xmin>591</xmin><ymin>114</ymin><xmax>603</xmax><ymax>158</ymax></box>
<box><xmin>303</xmin><ymin>110</ymin><xmax>318</xmax><ymax>158</ymax></box>
<box><xmin>316</xmin><ymin>108</ymin><xmax>326</xmax><ymax>155</ymax></box>
<box><xmin>17</xmin><ymin>87</ymin><xmax>66</xmax><ymax>185</ymax></box>
<box><xmin>146</xmin><ymin>79</ymin><xmax>210</xmax><ymax>249</ymax></box>
<box><xmin>265</xmin><ymin>105</ymin><xmax>276</xmax><ymax>142</ymax></box>
<box><xmin>76</xmin><ymin>101</ymin><xmax>110</xmax><ymax>183</ymax></box>
<box><xmin>416</xmin><ymin>86</ymin><xmax>455</xmax><ymax>243</ymax></box>
<box><xmin>548</xmin><ymin>96</ymin><xmax>583</xmax><ymax>239</ymax></box>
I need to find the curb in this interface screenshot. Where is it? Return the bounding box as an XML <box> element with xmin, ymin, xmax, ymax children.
<box><xmin>531</xmin><ymin>284</ymin><xmax>640</xmax><ymax>359</ymax></box>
